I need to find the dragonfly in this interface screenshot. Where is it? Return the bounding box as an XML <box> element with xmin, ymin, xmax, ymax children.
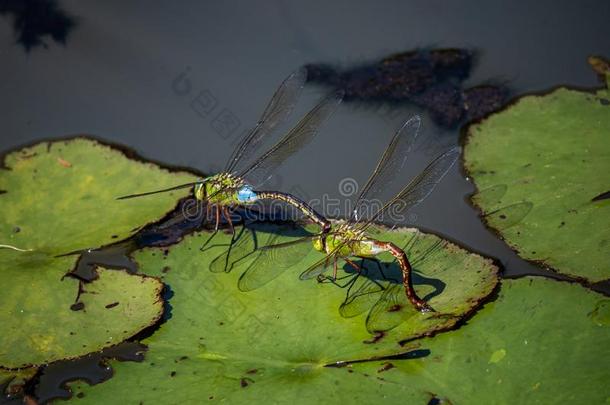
<box><xmin>118</xmin><ymin>69</ymin><xmax>342</xmax><ymax>245</ymax></box>
<box><xmin>236</xmin><ymin>115</ymin><xmax>459</xmax><ymax>313</ymax></box>
<box><xmin>327</xmin><ymin>231</ymin><xmax>450</xmax><ymax>332</ymax></box>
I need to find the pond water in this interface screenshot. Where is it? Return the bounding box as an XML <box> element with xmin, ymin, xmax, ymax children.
<box><xmin>1</xmin><ymin>1</ymin><xmax>609</xmax><ymax>403</ymax></box>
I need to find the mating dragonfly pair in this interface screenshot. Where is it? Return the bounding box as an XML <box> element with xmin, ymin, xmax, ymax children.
<box><xmin>119</xmin><ymin>68</ymin><xmax>459</xmax><ymax>313</ymax></box>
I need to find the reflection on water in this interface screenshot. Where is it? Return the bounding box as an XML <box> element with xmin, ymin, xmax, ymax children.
<box><xmin>0</xmin><ymin>0</ymin><xmax>77</xmax><ymax>52</ymax></box>
<box><xmin>305</xmin><ymin>48</ymin><xmax>508</xmax><ymax>128</ymax></box>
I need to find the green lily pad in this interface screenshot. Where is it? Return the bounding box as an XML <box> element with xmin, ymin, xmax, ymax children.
<box><xmin>67</xmin><ymin>224</ymin><xmax>498</xmax><ymax>402</ymax></box>
<box><xmin>71</xmin><ymin>275</ymin><xmax>609</xmax><ymax>403</ymax></box>
<box><xmin>0</xmin><ymin>252</ymin><xmax>164</xmax><ymax>369</ymax></box>
<box><xmin>352</xmin><ymin>277</ymin><xmax>610</xmax><ymax>404</ymax></box>
<box><xmin>464</xmin><ymin>74</ymin><xmax>610</xmax><ymax>282</ymax></box>
<box><xmin>0</xmin><ymin>138</ymin><xmax>194</xmax><ymax>373</ymax></box>
<box><xmin>0</xmin><ymin>137</ymin><xmax>197</xmax><ymax>255</ymax></box>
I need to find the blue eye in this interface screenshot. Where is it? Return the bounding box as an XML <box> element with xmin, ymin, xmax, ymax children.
<box><xmin>237</xmin><ymin>186</ymin><xmax>257</xmax><ymax>203</ymax></box>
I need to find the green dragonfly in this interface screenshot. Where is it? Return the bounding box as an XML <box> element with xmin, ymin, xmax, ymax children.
<box><xmin>235</xmin><ymin>115</ymin><xmax>460</xmax><ymax>313</ymax></box>
<box><xmin>325</xmin><ymin>230</ymin><xmax>450</xmax><ymax>332</ymax></box>
<box><xmin>118</xmin><ymin>69</ymin><xmax>342</xmax><ymax>245</ymax></box>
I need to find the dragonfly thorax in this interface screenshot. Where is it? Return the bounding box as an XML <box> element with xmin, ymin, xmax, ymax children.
<box><xmin>317</xmin><ymin>224</ymin><xmax>375</xmax><ymax>257</ymax></box>
<box><xmin>194</xmin><ymin>173</ymin><xmax>256</xmax><ymax>205</ymax></box>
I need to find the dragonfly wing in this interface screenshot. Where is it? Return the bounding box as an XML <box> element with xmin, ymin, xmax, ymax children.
<box><xmin>225</xmin><ymin>68</ymin><xmax>307</xmax><ymax>174</ymax></box>
<box><xmin>239</xmin><ymin>90</ymin><xmax>343</xmax><ymax>188</ymax></box>
<box><xmin>339</xmin><ymin>275</ymin><xmax>386</xmax><ymax>318</ymax></box>
<box><xmin>298</xmin><ymin>233</ymin><xmax>355</xmax><ymax>281</ymax></box>
<box><xmin>358</xmin><ymin>147</ymin><xmax>460</xmax><ymax>232</ymax></box>
<box><xmin>237</xmin><ymin>234</ymin><xmax>314</xmax><ymax>291</ymax></box>
<box><xmin>402</xmin><ymin>232</ymin><xmax>448</xmax><ymax>269</ymax></box>
<box><xmin>365</xmin><ymin>284</ymin><xmax>410</xmax><ymax>333</ymax></box>
<box><xmin>209</xmin><ymin>226</ymin><xmax>256</xmax><ymax>274</ymax></box>
<box><xmin>298</xmin><ymin>253</ymin><xmax>334</xmax><ymax>280</ymax></box>
<box><xmin>350</xmin><ymin>116</ymin><xmax>422</xmax><ymax>223</ymax></box>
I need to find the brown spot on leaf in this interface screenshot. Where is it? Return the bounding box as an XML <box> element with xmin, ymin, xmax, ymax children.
<box><xmin>363</xmin><ymin>331</ymin><xmax>385</xmax><ymax>344</ymax></box>
<box><xmin>377</xmin><ymin>362</ymin><xmax>395</xmax><ymax>373</ymax></box>
<box><xmin>57</xmin><ymin>157</ymin><xmax>72</xmax><ymax>168</ymax></box>
<box><xmin>70</xmin><ymin>302</ymin><xmax>85</xmax><ymax>311</ymax></box>
<box><xmin>105</xmin><ymin>302</ymin><xmax>119</xmax><ymax>309</ymax></box>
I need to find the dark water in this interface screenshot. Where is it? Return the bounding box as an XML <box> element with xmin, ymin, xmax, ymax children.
<box><xmin>1</xmin><ymin>1</ymin><xmax>609</xmax><ymax>402</ymax></box>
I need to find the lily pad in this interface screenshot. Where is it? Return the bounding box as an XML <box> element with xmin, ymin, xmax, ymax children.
<box><xmin>353</xmin><ymin>277</ymin><xmax>610</xmax><ymax>404</ymax></box>
<box><xmin>0</xmin><ymin>137</ymin><xmax>193</xmax><ymax>374</ymax></box>
<box><xmin>0</xmin><ymin>137</ymin><xmax>197</xmax><ymax>255</ymax></box>
<box><xmin>72</xmin><ymin>276</ymin><xmax>610</xmax><ymax>403</ymax></box>
<box><xmin>464</xmin><ymin>74</ymin><xmax>610</xmax><ymax>282</ymax></box>
<box><xmin>0</xmin><ymin>252</ymin><xmax>164</xmax><ymax>369</ymax></box>
<box><xmin>67</xmin><ymin>224</ymin><xmax>498</xmax><ymax>402</ymax></box>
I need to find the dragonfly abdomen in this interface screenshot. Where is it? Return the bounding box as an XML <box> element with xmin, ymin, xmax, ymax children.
<box><xmin>256</xmin><ymin>191</ymin><xmax>330</xmax><ymax>232</ymax></box>
<box><xmin>356</xmin><ymin>239</ymin><xmax>387</xmax><ymax>257</ymax></box>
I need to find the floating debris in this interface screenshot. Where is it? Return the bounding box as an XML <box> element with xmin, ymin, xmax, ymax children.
<box><xmin>305</xmin><ymin>48</ymin><xmax>508</xmax><ymax>128</ymax></box>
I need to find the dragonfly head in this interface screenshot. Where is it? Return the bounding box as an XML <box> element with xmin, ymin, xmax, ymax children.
<box><xmin>193</xmin><ymin>175</ymin><xmax>228</xmax><ymax>202</ymax></box>
<box><xmin>194</xmin><ymin>182</ymin><xmax>205</xmax><ymax>201</ymax></box>
<box><xmin>194</xmin><ymin>177</ymin><xmax>215</xmax><ymax>201</ymax></box>
<box><xmin>312</xmin><ymin>235</ymin><xmax>326</xmax><ymax>253</ymax></box>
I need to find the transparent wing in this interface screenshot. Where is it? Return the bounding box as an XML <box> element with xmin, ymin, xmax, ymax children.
<box><xmin>298</xmin><ymin>250</ymin><xmax>337</xmax><ymax>280</ymax></box>
<box><xmin>356</xmin><ymin>147</ymin><xmax>460</xmax><ymax>232</ymax></box>
<box><xmin>209</xmin><ymin>226</ymin><xmax>257</xmax><ymax>274</ymax></box>
<box><xmin>350</xmin><ymin>116</ymin><xmax>422</xmax><ymax>223</ymax></box>
<box><xmin>365</xmin><ymin>284</ymin><xmax>407</xmax><ymax>332</ymax></box>
<box><xmin>336</xmin><ymin>234</ymin><xmax>447</xmax><ymax>320</ymax></box>
<box><xmin>402</xmin><ymin>232</ymin><xmax>448</xmax><ymax>269</ymax></box>
<box><xmin>225</xmin><ymin>68</ymin><xmax>307</xmax><ymax>174</ymax></box>
<box><xmin>237</xmin><ymin>234</ymin><xmax>315</xmax><ymax>291</ymax></box>
<box><xmin>338</xmin><ymin>273</ymin><xmax>386</xmax><ymax>318</ymax></box>
<box><xmin>364</xmin><ymin>232</ymin><xmax>455</xmax><ymax>332</ymax></box>
<box><xmin>238</xmin><ymin>90</ymin><xmax>343</xmax><ymax>188</ymax></box>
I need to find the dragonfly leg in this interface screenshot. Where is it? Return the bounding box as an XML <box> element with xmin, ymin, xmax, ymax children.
<box><xmin>200</xmin><ymin>230</ymin><xmax>219</xmax><ymax>252</ymax></box>
<box><xmin>333</xmin><ymin>255</ymin><xmax>338</xmax><ymax>280</ymax></box>
<box><xmin>219</xmin><ymin>223</ymin><xmax>240</xmax><ymax>273</ymax></box>
<box><xmin>215</xmin><ymin>205</ymin><xmax>221</xmax><ymax>231</ymax></box>
<box><xmin>317</xmin><ymin>273</ymin><xmax>359</xmax><ymax>289</ymax></box>
<box><xmin>200</xmin><ymin>205</ymin><xmax>221</xmax><ymax>252</ymax></box>
<box><xmin>378</xmin><ymin>241</ymin><xmax>434</xmax><ymax>313</ymax></box>
<box><xmin>223</xmin><ymin>206</ymin><xmax>235</xmax><ymax>235</ymax></box>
